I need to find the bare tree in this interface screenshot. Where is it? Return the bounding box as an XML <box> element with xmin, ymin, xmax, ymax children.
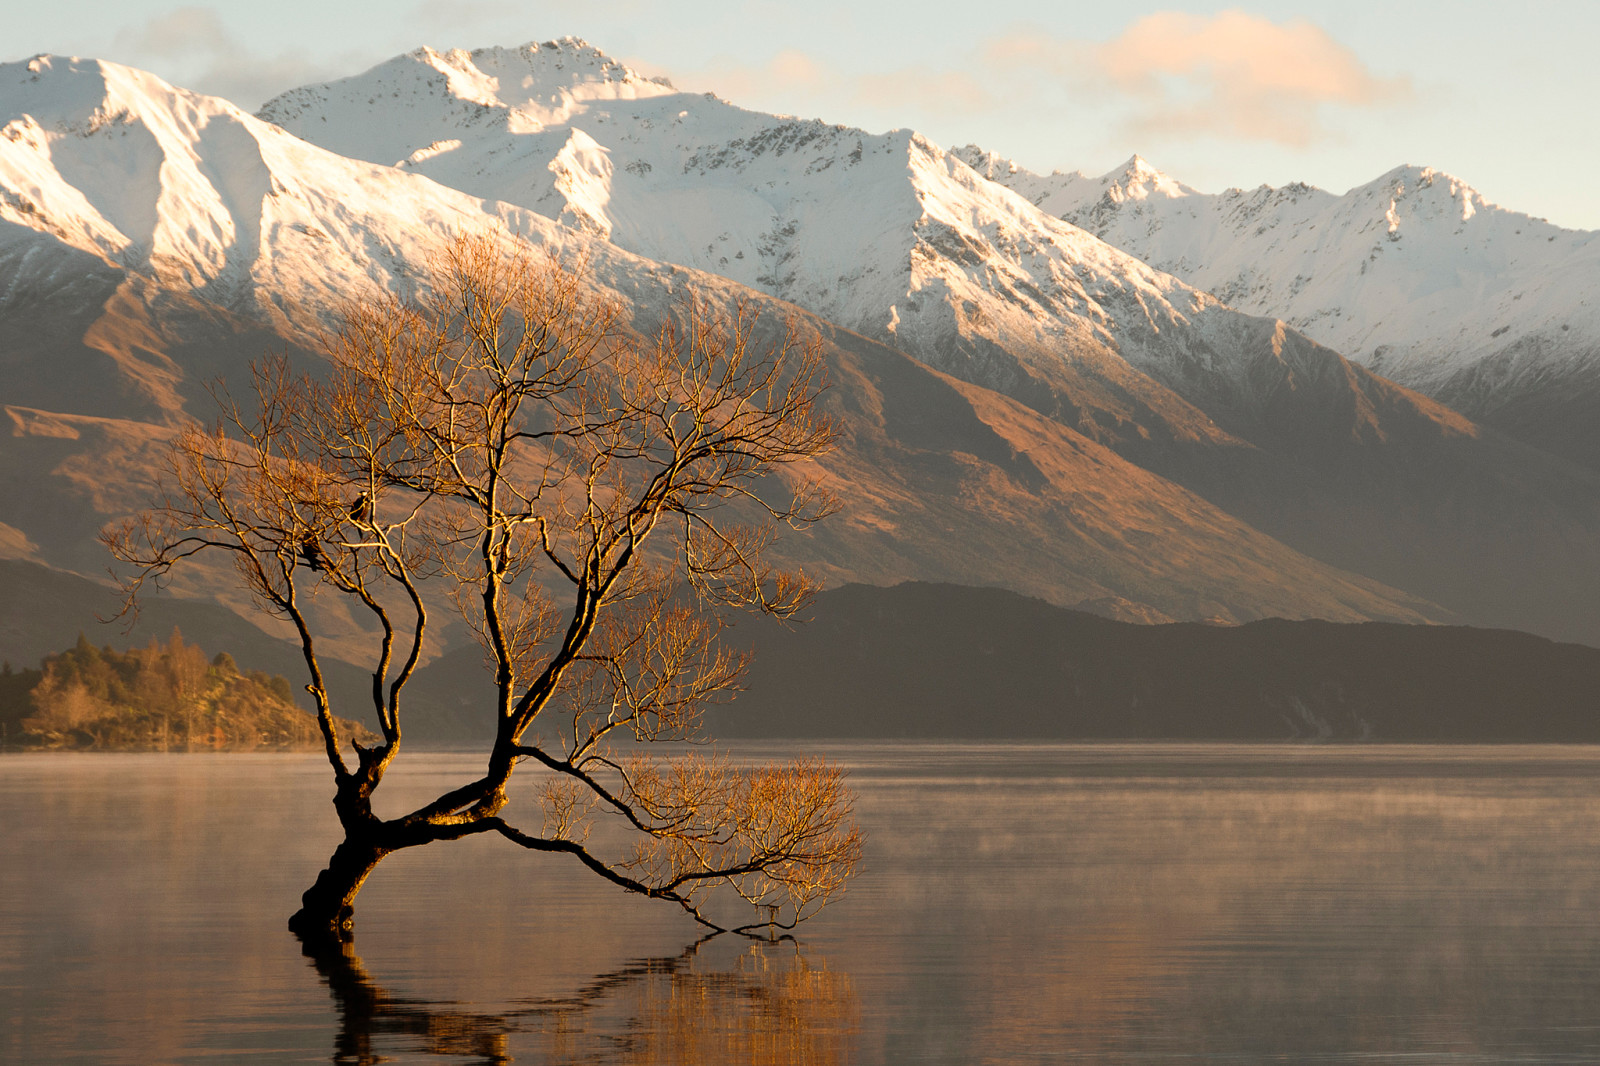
<box><xmin>105</xmin><ymin>233</ymin><xmax>861</xmax><ymax>944</ymax></box>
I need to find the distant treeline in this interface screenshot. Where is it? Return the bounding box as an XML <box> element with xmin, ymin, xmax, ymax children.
<box><xmin>0</xmin><ymin>629</ymin><xmax>372</xmax><ymax>751</ymax></box>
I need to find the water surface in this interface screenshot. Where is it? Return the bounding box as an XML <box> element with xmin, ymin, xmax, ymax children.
<box><xmin>4</xmin><ymin>744</ymin><xmax>1600</xmax><ymax>1063</ymax></box>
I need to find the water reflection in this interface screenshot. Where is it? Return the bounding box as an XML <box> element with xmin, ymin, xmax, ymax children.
<box><xmin>11</xmin><ymin>748</ymin><xmax>1600</xmax><ymax>1063</ymax></box>
<box><xmin>307</xmin><ymin>937</ymin><xmax>512</xmax><ymax>1064</ymax></box>
<box><xmin>304</xmin><ymin>933</ymin><xmax>858</xmax><ymax>1065</ymax></box>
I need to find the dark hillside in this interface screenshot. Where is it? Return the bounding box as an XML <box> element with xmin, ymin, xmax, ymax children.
<box><xmin>710</xmin><ymin>583</ymin><xmax>1600</xmax><ymax>741</ymax></box>
<box><xmin>404</xmin><ymin>581</ymin><xmax>1600</xmax><ymax>742</ymax></box>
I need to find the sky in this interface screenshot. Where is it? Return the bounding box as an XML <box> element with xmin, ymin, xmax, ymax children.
<box><xmin>7</xmin><ymin>1</ymin><xmax>1600</xmax><ymax>229</ymax></box>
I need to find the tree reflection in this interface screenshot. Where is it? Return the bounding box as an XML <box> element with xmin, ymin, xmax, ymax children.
<box><xmin>302</xmin><ymin>933</ymin><xmax>858</xmax><ymax>1065</ymax></box>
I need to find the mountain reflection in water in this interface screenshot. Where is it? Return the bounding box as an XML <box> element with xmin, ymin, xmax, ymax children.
<box><xmin>7</xmin><ymin>745</ymin><xmax>1600</xmax><ymax>1063</ymax></box>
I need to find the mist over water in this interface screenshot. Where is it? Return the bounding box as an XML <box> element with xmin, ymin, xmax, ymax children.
<box><xmin>5</xmin><ymin>745</ymin><xmax>1600</xmax><ymax>1063</ymax></box>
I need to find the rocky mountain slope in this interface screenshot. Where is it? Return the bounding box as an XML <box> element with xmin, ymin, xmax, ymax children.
<box><xmin>252</xmin><ymin>41</ymin><xmax>1600</xmax><ymax>644</ymax></box>
<box><xmin>258</xmin><ymin>40</ymin><xmax>1353</xmax><ymax>454</ymax></box>
<box><xmin>8</xmin><ymin>45</ymin><xmax>1600</xmax><ymax>658</ymax></box>
<box><xmin>0</xmin><ymin>51</ymin><xmax>1453</xmax><ymax>656</ymax></box>
<box><xmin>958</xmin><ymin>147</ymin><xmax>1600</xmax><ymax>469</ymax></box>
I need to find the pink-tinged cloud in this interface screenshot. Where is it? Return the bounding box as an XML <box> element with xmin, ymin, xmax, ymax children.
<box><xmin>990</xmin><ymin>10</ymin><xmax>1411</xmax><ymax>147</ymax></box>
<box><xmin>684</xmin><ymin>50</ymin><xmax>826</xmax><ymax>107</ymax></box>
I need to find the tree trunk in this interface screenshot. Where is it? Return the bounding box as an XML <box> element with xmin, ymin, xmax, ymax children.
<box><xmin>288</xmin><ymin>837</ymin><xmax>389</xmax><ymax>945</ymax></box>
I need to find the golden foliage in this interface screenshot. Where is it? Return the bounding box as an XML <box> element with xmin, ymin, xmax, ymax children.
<box><xmin>105</xmin><ymin>232</ymin><xmax>859</xmax><ymax>935</ymax></box>
<box><xmin>5</xmin><ymin>630</ymin><xmax>369</xmax><ymax>751</ymax></box>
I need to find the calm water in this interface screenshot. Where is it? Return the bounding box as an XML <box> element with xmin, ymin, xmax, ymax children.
<box><xmin>5</xmin><ymin>744</ymin><xmax>1600</xmax><ymax>1064</ymax></box>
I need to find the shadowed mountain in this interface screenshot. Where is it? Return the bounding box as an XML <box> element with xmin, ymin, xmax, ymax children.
<box><xmin>0</xmin><ymin>53</ymin><xmax>1445</xmax><ymax>644</ymax></box>
<box><xmin>255</xmin><ymin>42</ymin><xmax>1600</xmax><ymax>646</ymax></box>
<box><xmin>401</xmin><ymin>582</ymin><xmax>1600</xmax><ymax>744</ymax></box>
<box><xmin>711</xmin><ymin>583</ymin><xmax>1600</xmax><ymax>742</ymax></box>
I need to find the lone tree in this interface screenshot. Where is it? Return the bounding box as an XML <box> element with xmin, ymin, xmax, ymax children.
<box><xmin>106</xmin><ymin>234</ymin><xmax>861</xmax><ymax>944</ymax></box>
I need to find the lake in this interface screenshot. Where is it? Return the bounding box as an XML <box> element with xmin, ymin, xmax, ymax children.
<box><xmin>5</xmin><ymin>744</ymin><xmax>1600</xmax><ymax>1063</ymax></box>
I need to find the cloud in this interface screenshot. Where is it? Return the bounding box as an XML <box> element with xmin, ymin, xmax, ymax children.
<box><xmin>676</xmin><ymin>50</ymin><xmax>991</xmax><ymax>125</ymax></box>
<box><xmin>988</xmin><ymin>10</ymin><xmax>1410</xmax><ymax>147</ymax></box>
<box><xmin>407</xmin><ymin>0</ymin><xmax>520</xmax><ymax>36</ymax></box>
<box><xmin>640</xmin><ymin>13</ymin><xmax>1402</xmax><ymax>157</ymax></box>
<box><xmin>111</xmin><ymin>7</ymin><xmax>364</xmax><ymax>109</ymax></box>
<box><xmin>853</xmin><ymin>66</ymin><xmax>992</xmax><ymax>117</ymax></box>
<box><xmin>113</xmin><ymin>6</ymin><xmax>233</xmax><ymax>60</ymax></box>
<box><xmin>700</xmin><ymin>49</ymin><xmax>827</xmax><ymax>103</ymax></box>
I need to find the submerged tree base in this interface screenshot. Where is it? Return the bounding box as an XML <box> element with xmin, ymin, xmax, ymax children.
<box><xmin>288</xmin><ymin>838</ymin><xmax>390</xmax><ymax>946</ymax></box>
<box><xmin>289</xmin><ymin>904</ymin><xmax>356</xmax><ymax>945</ymax></box>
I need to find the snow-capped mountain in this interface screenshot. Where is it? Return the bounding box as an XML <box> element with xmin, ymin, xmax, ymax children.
<box><xmin>256</xmin><ymin>40</ymin><xmax>1349</xmax><ymax>450</ymax></box>
<box><xmin>246</xmin><ymin>41</ymin><xmax>1600</xmax><ymax>647</ymax></box>
<box><xmin>954</xmin><ymin>148</ymin><xmax>1199</xmax><ymax>225</ymax></box>
<box><xmin>0</xmin><ymin>54</ymin><xmax>579</xmax><ymax>340</ymax></box>
<box><xmin>964</xmin><ymin>148</ymin><xmax>1600</xmax><ymax>467</ymax></box>
<box><xmin>12</xmin><ymin>45</ymin><xmax>1600</xmax><ymax>650</ymax></box>
<box><xmin>0</xmin><ymin>53</ymin><xmax>635</xmax><ymax>652</ymax></box>
<box><xmin>0</xmin><ymin>51</ymin><xmax>1457</xmax><ymax>637</ymax></box>
<box><xmin>258</xmin><ymin>42</ymin><xmax>1600</xmax><ymax>479</ymax></box>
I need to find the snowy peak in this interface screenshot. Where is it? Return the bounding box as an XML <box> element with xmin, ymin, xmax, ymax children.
<box><xmin>949</xmin><ymin>146</ymin><xmax>1195</xmax><ymax>222</ymax></box>
<box><xmin>257</xmin><ymin>38</ymin><xmax>678</xmax><ymax>167</ymax></box>
<box><xmin>2</xmin><ymin>52</ymin><xmax>263</xmax><ymax>166</ymax></box>
<box><xmin>0</xmin><ymin>50</ymin><xmax>591</xmax><ymax>329</ymax></box>
<box><xmin>1</xmin><ymin>53</ymin><xmax>277</xmax><ymax>281</ymax></box>
<box><xmin>1068</xmin><ymin>154</ymin><xmax>1199</xmax><ymax>224</ymax></box>
<box><xmin>261</xmin><ymin>47</ymin><xmax>918</xmax><ymax>314</ymax></box>
<box><xmin>949</xmin><ymin>144</ymin><xmax>1034</xmax><ymax>182</ymax></box>
<box><xmin>1355</xmin><ymin>164</ymin><xmax>1492</xmax><ymax>232</ymax></box>
<box><xmin>461</xmin><ymin>39</ymin><xmax>675</xmax><ymax>106</ymax></box>
<box><xmin>5</xmin><ymin>53</ymin><xmax>199</xmax><ymax>129</ymax></box>
<box><xmin>968</xmin><ymin>144</ymin><xmax>1600</xmax><ymax>428</ymax></box>
<box><xmin>1103</xmin><ymin>154</ymin><xmax>1194</xmax><ymax>203</ymax></box>
<box><xmin>406</xmin><ymin>38</ymin><xmax>677</xmax><ymax>115</ymax></box>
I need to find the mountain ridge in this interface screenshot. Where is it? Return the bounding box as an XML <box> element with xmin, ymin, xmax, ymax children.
<box><xmin>8</xmin><ymin>45</ymin><xmax>1600</xmax><ymax>646</ymax></box>
<box><xmin>404</xmin><ymin>581</ymin><xmax>1600</xmax><ymax>742</ymax></box>
<box><xmin>0</xmin><ymin>51</ymin><xmax>1461</xmax><ymax>640</ymax></box>
<box><xmin>966</xmin><ymin>147</ymin><xmax>1600</xmax><ymax>469</ymax></box>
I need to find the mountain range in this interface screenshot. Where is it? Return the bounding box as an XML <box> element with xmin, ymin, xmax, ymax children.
<box><xmin>4</xmin><ymin>39</ymin><xmax>1600</xmax><ymax>680</ymax></box>
<box><xmin>958</xmin><ymin>146</ymin><xmax>1600</xmax><ymax>470</ymax></box>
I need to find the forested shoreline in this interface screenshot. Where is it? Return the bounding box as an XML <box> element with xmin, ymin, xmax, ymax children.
<box><xmin>0</xmin><ymin>630</ymin><xmax>372</xmax><ymax>751</ymax></box>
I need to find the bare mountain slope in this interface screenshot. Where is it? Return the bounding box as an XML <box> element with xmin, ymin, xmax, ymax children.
<box><xmin>250</xmin><ymin>41</ymin><xmax>1600</xmax><ymax>644</ymax></box>
<box><xmin>0</xmin><ymin>53</ymin><xmax>1445</xmax><ymax>639</ymax></box>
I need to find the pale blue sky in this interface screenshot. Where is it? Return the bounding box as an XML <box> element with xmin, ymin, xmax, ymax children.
<box><xmin>8</xmin><ymin>1</ymin><xmax>1599</xmax><ymax>228</ymax></box>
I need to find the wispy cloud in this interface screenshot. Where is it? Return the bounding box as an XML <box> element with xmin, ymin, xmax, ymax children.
<box><xmin>696</xmin><ymin>50</ymin><xmax>828</xmax><ymax>104</ymax></box>
<box><xmin>853</xmin><ymin>65</ymin><xmax>992</xmax><ymax>117</ymax></box>
<box><xmin>668</xmin><ymin>49</ymin><xmax>992</xmax><ymax>127</ymax></box>
<box><xmin>989</xmin><ymin>10</ymin><xmax>1410</xmax><ymax>147</ymax></box>
<box><xmin>111</xmin><ymin>6</ymin><xmax>364</xmax><ymax>109</ymax></box>
<box><xmin>406</xmin><ymin>0</ymin><xmax>521</xmax><ymax>38</ymax></box>
<box><xmin>639</xmin><ymin>11</ymin><xmax>1401</xmax><ymax>155</ymax></box>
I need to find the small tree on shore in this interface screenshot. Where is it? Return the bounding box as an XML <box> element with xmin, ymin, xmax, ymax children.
<box><xmin>105</xmin><ymin>234</ymin><xmax>860</xmax><ymax>944</ymax></box>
